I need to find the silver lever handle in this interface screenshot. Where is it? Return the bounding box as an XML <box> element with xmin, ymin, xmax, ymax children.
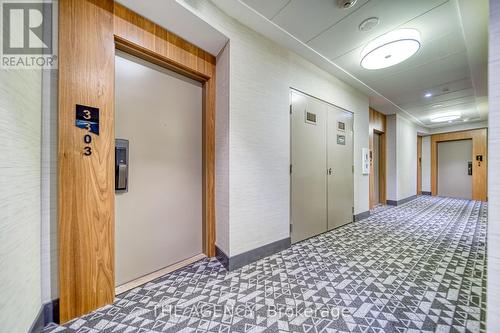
<box><xmin>118</xmin><ymin>164</ymin><xmax>127</xmax><ymax>189</ymax></box>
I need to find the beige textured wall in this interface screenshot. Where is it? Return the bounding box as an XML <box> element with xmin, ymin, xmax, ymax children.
<box><xmin>182</xmin><ymin>0</ymin><xmax>370</xmax><ymax>256</ymax></box>
<box><xmin>488</xmin><ymin>0</ymin><xmax>500</xmax><ymax>331</ymax></box>
<box><xmin>41</xmin><ymin>68</ymin><xmax>58</xmax><ymax>303</ymax></box>
<box><xmin>421</xmin><ymin>136</ymin><xmax>431</xmax><ymax>193</ymax></box>
<box><xmin>396</xmin><ymin>115</ymin><xmax>417</xmax><ymax>200</ymax></box>
<box><xmin>385</xmin><ymin>115</ymin><xmax>397</xmax><ymax>200</ymax></box>
<box><xmin>385</xmin><ymin>114</ymin><xmax>418</xmax><ymax>201</ymax></box>
<box><xmin>215</xmin><ymin>43</ymin><xmax>230</xmax><ymax>254</ymax></box>
<box><xmin>0</xmin><ymin>68</ymin><xmax>42</xmax><ymax>332</ymax></box>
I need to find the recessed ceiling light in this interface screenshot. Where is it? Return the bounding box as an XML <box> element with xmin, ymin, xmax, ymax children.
<box><xmin>430</xmin><ymin>111</ymin><xmax>461</xmax><ymax>123</ymax></box>
<box><xmin>424</xmin><ymin>92</ymin><xmax>432</xmax><ymax>98</ymax></box>
<box><xmin>360</xmin><ymin>29</ymin><xmax>421</xmax><ymax>70</ymax></box>
<box><xmin>432</xmin><ymin>104</ymin><xmax>443</xmax><ymax>108</ymax></box>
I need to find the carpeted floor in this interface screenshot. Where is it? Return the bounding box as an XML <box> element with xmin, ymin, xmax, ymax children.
<box><xmin>44</xmin><ymin>196</ymin><xmax>487</xmax><ymax>333</ymax></box>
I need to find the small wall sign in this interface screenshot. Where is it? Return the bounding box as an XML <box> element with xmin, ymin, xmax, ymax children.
<box><xmin>76</xmin><ymin>104</ymin><xmax>99</xmax><ymax>135</ymax></box>
<box><xmin>337</xmin><ymin>134</ymin><xmax>346</xmax><ymax>145</ymax></box>
<box><xmin>75</xmin><ymin>104</ymin><xmax>99</xmax><ymax>156</ymax></box>
<box><xmin>362</xmin><ymin>148</ymin><xmax>370</xmax><ymax>175</ymax></box>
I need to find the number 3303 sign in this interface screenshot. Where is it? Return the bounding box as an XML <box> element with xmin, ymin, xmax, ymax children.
<box><xmin>75</xmin><ymin>104</ymin><xmax>99</xmax><ymax>156</ymax></box>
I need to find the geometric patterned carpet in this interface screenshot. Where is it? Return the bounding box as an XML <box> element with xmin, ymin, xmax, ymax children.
<box><xmin>44</xmin><ymin>196</ymin><xmax>487</xmax><ymax>333</ymax></box>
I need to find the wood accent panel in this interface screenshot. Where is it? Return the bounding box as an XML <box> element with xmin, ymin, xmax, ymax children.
<box><xmin>59</xmin><ymin>0</ymin><xmax>216</xmax><ymax>323</ymax></box>
<box><xmin>202</xmin><ymin>77</ymin><xmax>216</xmax><ymax>257</ymax></box>
<box><xmin>417</xmin><ymin>136</ymin><xmax>422</xmax><ymax>195</ymax></box>
<box><xmin>430</xmin><ymin>128</ymin><xmax>488</xmax><ymax>201</ymax></box>
<box><xmin>369</xmin><ymin>108</ymin><xmax>387</xmax><ymax>208</ymax></box>
<box><xmin>113</xmin><ymin>3</ymin><xmax>215</xmax><ymax>80</ymax></box>
<box><xmin>58</xmin><ymin>0</ymin><xmax>115</xmax><ymax>323</ymax></box>
<box><xmin>369</xmin><ymin>107</ymin><xmax>386</xmax><ymax>133</ymax></box>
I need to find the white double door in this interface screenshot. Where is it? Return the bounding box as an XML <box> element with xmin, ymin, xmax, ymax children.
<box><xmin>291</xmin><ymin>91</ymin><xmax>354</xmax><ymax>243</ymax></box>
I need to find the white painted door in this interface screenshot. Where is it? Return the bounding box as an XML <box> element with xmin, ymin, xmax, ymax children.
<box><xmin>115</xmin><ymin>52</ymin><xmax>203</xmax><ymax>287</ymax></box>
<box><xmin>290</xmin><ymin>91</ymin><xmax>328</xmax><ymax>243</ymax></box>
<box><xmin>327</xmin><ymin>106</ymin><xmax>354</xmax><ymax>230</ymax></box>
<box><xmin>438</xmin><ymin>140</ymin><xmax>473</xmax><ymax>199</ymax></box>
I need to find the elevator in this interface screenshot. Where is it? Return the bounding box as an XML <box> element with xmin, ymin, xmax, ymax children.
<box><xmin>290</xmin><ymin>90</ymin><xmax>354</xmax><ymax>243</ymax></box>
<box><xmin>114</xmin><ymin>51</ymin><xmax>203</xmax><ymax>289</ymax></box>
<box><xmin>438</xmin><ymin>139</ymin><xmax>473</xmax><ymax>199</ymax></box>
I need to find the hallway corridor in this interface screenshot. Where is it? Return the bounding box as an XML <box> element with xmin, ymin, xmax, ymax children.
<box><xmin>45</xmin><ymin>196</ymin><xmax>487</xmax><ymax>333</ymax></box>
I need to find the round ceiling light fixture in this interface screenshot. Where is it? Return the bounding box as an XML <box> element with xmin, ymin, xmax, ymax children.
<box><xmin>430</xmin><ymin>111</ymin><xmax>461</xmax><ymax>123</ymax></box>
<box><xmin>360</xmin><ymin>28</ymin><xmax>421</xmax><ymax>70</ymax></box>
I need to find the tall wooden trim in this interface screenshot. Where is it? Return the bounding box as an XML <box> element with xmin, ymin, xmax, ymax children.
<box><xmin>369</xmin><ymin>108</ymin><xmax>387</xmax><ymax>208</ymax></box>
<box><xmin>430</xmin><ymin>128</ymin><xmax>488</xmax><ymax>201</ymax></box>
<box><xmin>58</xmin><ymin>0</ymin><xmax>216</xmax><ymax>323</ymax></box>
<box><xmin>58</xmin><ymin>0</ymin><xmax>115</xmax><ymax>323</ymax></box>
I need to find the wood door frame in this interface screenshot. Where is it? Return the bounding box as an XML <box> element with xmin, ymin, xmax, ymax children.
<box><xmin>430</xmin><ymin>128</ymin><xmax>487</xmax><ymax>201</ymax></box>
<box><xmin>369</xmin><ymin>108</ymin><xmax>386</xmax><ymax>209</ymax></box>
<box><xmin>58</xmin><ymin>0</ymin><xmax>216</xmax><ymax>322</ymax></box>
<box><xmin>417</xmin><ymin>136</ymin><xmax>422</xmax><ymax>195</ymax></box>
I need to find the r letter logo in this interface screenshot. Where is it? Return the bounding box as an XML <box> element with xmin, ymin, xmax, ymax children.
<box><xmin>1</xmin><ymin>1</ymin><xmax>57</xmax><ymax>69</ymax></box>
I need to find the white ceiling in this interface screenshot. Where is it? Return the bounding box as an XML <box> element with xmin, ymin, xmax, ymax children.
<box><xmin>218</xmin><ymin>0</ymin><xmax>489</xmax><ymax>128</ymax></box>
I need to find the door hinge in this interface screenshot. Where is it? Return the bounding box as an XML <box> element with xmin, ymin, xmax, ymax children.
<box><xmin>289</xmin><ymin>104</ymin><xmax>292</xmax><ymax>114</ymax></box>
<box><xmin>352</xmin><ymin>207</ymin><xmax>354</xmax><ymax>214</ymax></box>
<box><xmin>290</xmin><ymin>224</ymin><xmax>293</xmax><ymax>233</ymax></box>
<box><xmin>352</xmin><ymin>165</ymin><xmax>355</xmax><ymax>173</ymax></box>
<box><xmin>290</xmin><ymin>164</ymin><xmax>292</xmax><ymax>174</ymax></box>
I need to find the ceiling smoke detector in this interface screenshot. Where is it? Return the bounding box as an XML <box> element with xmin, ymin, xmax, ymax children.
<box><xmin>337</xmin><ymin>0</ymin><xmax>358</xmax><ymax>9</ymax></box>
<box><xmin>359</xmin><ymin>17</ymin><xmax>380</xmax><ymax>32</ymax></box>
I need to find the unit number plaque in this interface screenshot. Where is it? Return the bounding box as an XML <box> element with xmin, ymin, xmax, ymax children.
<box><xmin>75</xmin><ymin>104</ymin><xmax>99</xmax><ymax>156</ymax></box>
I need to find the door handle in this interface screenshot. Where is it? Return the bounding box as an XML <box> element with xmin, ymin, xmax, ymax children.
<box><xmin>117</xmin><ymin>164</ymin><xmax>127</xmax><ymax>189</ymax></box>
<box><xmin>328</xmin><ymin>168</ymin><xmax>332</xmax><ymax>175</ymax></box>
<box><xmin>115</xmin><ymin>139</ymin><xmax>129</xmax><ymax>192</ymax></box>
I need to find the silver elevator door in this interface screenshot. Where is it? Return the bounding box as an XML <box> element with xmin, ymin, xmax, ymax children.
<box><xmin>438</xmin><ymin>139</ymin><xmax>472</xmax><ymax>199</ymax></box>
<box><xmin>291</xmin><ymin>90</ymin><xmax>354</xmax><ymax>243</ymax></box>
<box><xmin>115</xmin><ymin>52</ymin><xmax>203</xmax><ymax>287</ymax></box>
<box><xmin>327</xmin><ymin>106</ymin><xmax>354</xmax><ymax>230</ymax></box>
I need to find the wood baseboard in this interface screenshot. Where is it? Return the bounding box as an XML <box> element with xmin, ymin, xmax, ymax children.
<box><xmin>115</xmin><ymin>253</ymin><xmax>206</xmax><ymax>295</ymax></box>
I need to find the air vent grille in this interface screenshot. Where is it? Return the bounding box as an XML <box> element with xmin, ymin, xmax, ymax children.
<box><xmin>305</xmin><ymin>111</ymin><xmax>317</xmax><ymax>124</ymax></box>
<box><xmin>337</xmin><ymin>121</ymin><xmax>346</xmax><ymax>131</ymax></box>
